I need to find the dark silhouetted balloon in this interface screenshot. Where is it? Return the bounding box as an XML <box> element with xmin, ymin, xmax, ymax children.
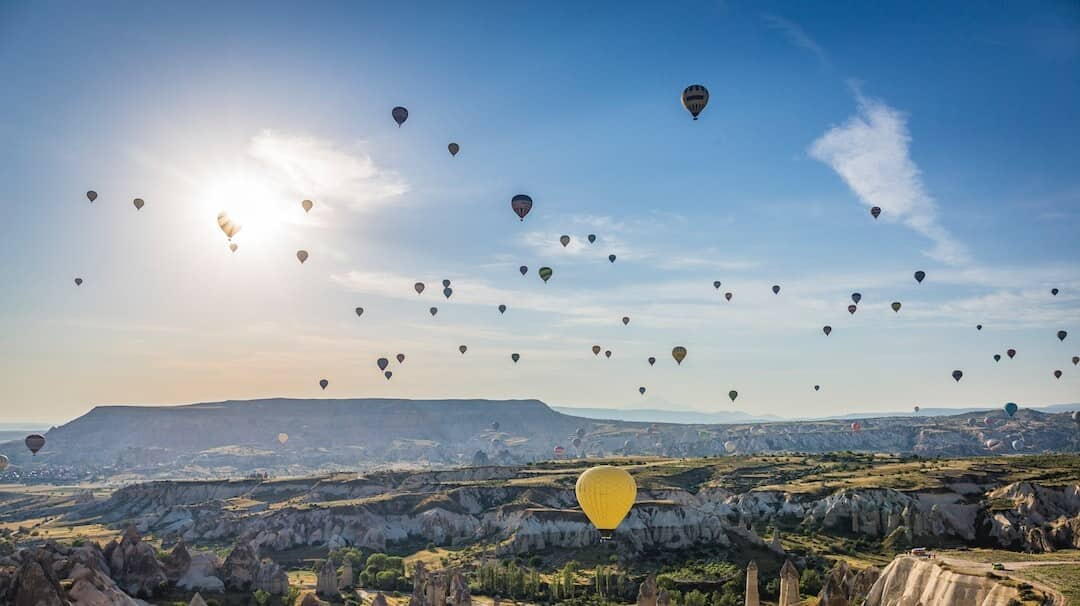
<box><xmin>724</xmin><ymin>292</ymin><xmax>733</xmax><ymax>301</ymax></box>
<box><xmin>459</xmin><ymin>345</ymin><xmax>468</xmax><ymax>354</ymax></box>
<box><xmin>396</xmin><ymin>353</ymin><xmax>405</xmax><ymax>364</ymax></box>
<box><xmin>672</xmin><ymin>346</ymin><xmax>687</xmax><ymax>364</ymax></box>
<box><xmin>1073</xmin><ymin>356</ymin><xmax>1079</xmax><ymax>366</ymax></box>
<box><xmin>392</xmin><ymin>106</ymin><xmax>408</xmax><ymax>126</ymax></box>
<box><xmin>647</xmin><ymin>357</ymin><xmax>656</xmax><ymax>366</ymax></box>
<box><xmin>539</xmin><ymin>267</ymin><xmax>552</xmax><ymax>283</ymax></box>
<box><xmin>442</xmin><ymin>279</ymin><xmax>451</xmax><ymax>288</ymax></box>
<box><xmin>511</xmin><ymin>353</ymin><xmax>520</xmax><ymax>363</ymax></box>
<box><xmin>681</xmin><ymin>84</ymin><xmax>709</xmax><ymax>120</ymax></box>
<box><xmin>1054</xmin><ymin>370</ymin><xmax>1062</xmax><ymax>379</ymax></box>
<box><xmin>639</xmin><ymin>387</ymin><xmax>646</xmax><ymax>395</ymax></box>
<box><xmin>1004</xmin><ymin>402</ymin><xmax>1018</xmax><ymax>417</ymax></box>
<box><xmin>772</xmin><ymin>285</ymin><xmax>780</xmax><ymax>295</ymax></box>
<box><xmin>1051</xmin><ymin>288</ymin><xmax>1059</xmax><ymax>296</ymax></box>
<box><xmin>870</xmin><ymin>206</ymin><xmax>881</xmax><ymax>219</ymax></box>
<box><xmin>608</xmin><ymin>254</ymin><xmax>616</xmax><ymax>263</ymax></box>
<box><xmin>814</xmin><ymin>385</ymin><xmax>820</xmax><ymax>391</ymax></box>
<box><xmin>952</xmin><ymin>370</ymin><xmax>963</xmax><ymax>382</ymax></box>
<box><xmin>296</xmin><ymin>250</ymin><xmax>308</xmax><ymax>264</ymax></box>
<box><xmin>443</xmin><ymin>287</ymin><xmax>453</xmax><ymax>299</ymax></box>
<box><xmin>301</xmin><ymin>199</ymin><xmax>313</xmax><ymax>213</ymax></box>
<box><xmin>592</xmin><ymin>345</ymin><xmax>601</xmax><ymax>356</ymax></box>
<box><xmin>560</xmin><ymin>235</ymin><xmax>570</xmax><ymax>247</ymax></box>
<box><xmin>622</xmin><ymin>316</ymin><xmax>630</xmax><ymax>326</ymax></box>
<box><xmin>914</xmin><ymin>270</ymin><xmax>926</xmax><ymax>284</ymax></box>
<box><xmin>1058</xmin><ymin>330</ymin><xmax>1067</xmax><ymax>342</ymax></box>
<box><xmin>519</xmin><ymin>265</ymin><xmax>528</xmax><ymax>276</ymax></box>
<box><xmin>728</xmin><ymin>390</ymin><xmax>738</xmax><ymax>402</ymax></box>
<box><xmin>319</xmin><ymin>379</ymin><xmax>328</xmax><ymax>390</ymax></box>
<box><xmin>851</xmin><ymin>293</ymin><xmax>862</xmax><ymax>304</ymax></box>
<box><xmin>976</xmin><ymin>324</ymin><xmax>982</xmax><ymax>331</ymax></box>
<box><xmin>385</xmin><ymin>371</ymin><xmax>393</xmax><ymax>380</ymax></box>
<box><xmin>86</xmin><ymin>191</ymin><xmax>97</xmax><ymax>203</ymax></box>
<box><xmin>1007</xmin><ymin>349</ymin><xmax>1016</xmax><ymax>359</ymax></box>
<box><xmin>511</xmin><ymin>194</ymin><xmax>533</xmax><ymax>221</ymax></box>
<box><xmin>133</xmin><ymin>198</ymin><xmax>145</xmax><ymax>210</ymax></box>
<box><xmin>604</xmin><ymin>350</ymin><xmax>612</xmax><ymax>359</ymax></box>
<box><xmin>355</xmin><ymin>307</ymin><xmax>364</xmax><ymax>317</ymax></box>
<box><xmin>74</xmin><ymin>278</ymin><xmax>83</xmax><ymax>286</ymax></box>
<box><xmin>891</xmin><ymin>301</ymin><xmax>902</xmax><ymax>312</ymax></box>
<box><xmin>914</xmin><ymin>405</ymin><xmax>920</xmax><ymax>414</ymax></box>
<box><xmin>994</xmin><ymin>354</ymin><xmax>1001</xmax><ymax>362</ymax></box>
<box><xmin>25</xmin><ymin>434</ymin><xmax>45</xmax><ymax>455</ymax></box>
<box><xmin>415</xmin><ymin>282</ymin><xmax>425</xmax><ymax>295</ymax></box>
<box><xmin>377</xmin><ymin>358</ymin><xmax>389</xmax><ymax>371</ymax></box>
<box><xmin>448</xmin><ymin>143</ymin><xmax>459</xmax><ymax>157</ymax></box>
<box><xmin>848</xmin><ymin>305</ymin><xmax>857</xmax><ymax>315</ymax></box>
<box><xmin>823</xmin><ymin>325</ymin><xmax>832</xmax><ymax>336</ymax></box>
<box><xmin>713</xmin><ymin>281</ymin><xmax>722</xmax><ymax>290</ymax></box>
<box><xmin>429</xmin><ymin>307</ymin><xmax>438</xmax><ymax>317</ymax></box>
<box><xmin>588</xmin><ymin>234</ymin><xmax>596</xmax><ymax>244</ymax></box>
<box><xmin>498</xmin><ymin>304</ymin><xmax>507</xmax><ymax>314</ymax></box>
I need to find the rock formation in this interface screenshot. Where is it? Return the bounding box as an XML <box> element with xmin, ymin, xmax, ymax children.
<box><xmin>656</xmin><ymin>588</ymin><xmax>671</xmax><ymax>606</ymax></box>
<box><xmin>744</xmin><ymin>560</ymin><xmax>759</xmax><ymax>606</ymax></box>
<box><xmin>338</xmin><ymin>559</ymin><xmax>354</xmax><ymax>589</ymax></box>
<box><xmin>189</xmin><ymin>593</ymin><xmax>208</xmax><ymax>606</ymax></box>
<box><xmin>12</xmin><ymin>551</ymin><xmax>67</xmax><ymax>606</ymax></box>
<box><xmin>636</xmin><ymin>574</ymin><xmax>658</xmax><ymax>606</ymax></box>
<box><xmin>299</xmin><ymin>593</ymin><xmax>323</xmax><ymax>606</ymax></box>
<box><xmin>371</xmin><ymin>592</ymin><xmax>389</xmax><ymax>606</ymax></box>
<box><xmin>864</xmin><ymin>556</ymin><xmax>1020</xmax><ymax>606</ymax></box>
<box><xmin>316</xmin><ymin>558</ymin><xmax>338</xmax><ymax>598</ymax></box>
<box><xmin>448</xmin><ymin>569</ymin><xmax>471</xmax><ymax>606</ymax></box>
<box><xmin>409</xmin><ymin>561</ymin><xmax>471</xmax><ymax>606</ymax></box>
<box><xmin>255</xmin><ymin>559</ymin><xmax>289</xmax><ymax>595</ymax></box>
<box><xmin>162</xmin><ymin>540</ymin><xmax>191</xmax><ymax>582</ymax></box>
<box><xmin>817</xmin><ymin>560</ymin><xmax>881</xmax><ymax>606</ymax></box>
<box><xmin>779</xmin><ymin>559</ymin><xmax>799</xmax><ymax>606</ymax></box>
<box><xmin>103</xmin><ymin>526</ymin><xmax>167</xmax><ymax>597</ymax></box>
<box><xmin>223</xmin><ymin>540</ymin><xmax>260</xmax><ymax>591</ymax></box>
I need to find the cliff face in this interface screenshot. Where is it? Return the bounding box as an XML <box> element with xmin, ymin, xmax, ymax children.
<box><xmin>863</xmin><ymin>557</ymin><xmax>1020</xmax><ymax>606</ymax></box>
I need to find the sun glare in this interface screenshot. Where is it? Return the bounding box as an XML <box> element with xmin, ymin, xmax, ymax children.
<box><xmin>201</xmin><ymin>169</ymin><xmax>295</xmax><ymax>250</ymax></box>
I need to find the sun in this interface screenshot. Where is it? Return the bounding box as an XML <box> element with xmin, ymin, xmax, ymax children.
<box><xmin>201</xmin><ymin>168</ymin><xmax>297</xmax><ymax>249</ymax></box>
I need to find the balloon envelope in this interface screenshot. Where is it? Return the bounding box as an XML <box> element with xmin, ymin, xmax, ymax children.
<box><xmin>772</xmin><ymin>285</ymin><xmax>780</xmax><ymax>295</ymax></box>
<box><xmin>592</xmin><ymin>345</ymin><xmax>601</xmax><ymax>356</ymax></box>
<box><xmin>1058</xmin><ymin>330</ymin><xmax>1067</xmax><ymax>342</ymax></box>
<box><xmin>639</xmin><ymin>387</ymin><xmax>646</xmax><ymax>395</ymax></box>
<box><xmin>1007</xmin><ymin>349</ymin><xmax>1016</xmax><ymax>359</ymax></box>
<box><xmin>891</xmin><ymin>301</ymin><xmax>902</xmax><ymax>312</ymax></box>
<box><xmin>608</xmin><ymin>254</ymin><xmax>616</xmax><ymax>263</ymax></box>
<box><xmin>713</xmin><ymin>281</ymin><xmax>722</xmax><ymax>290</ymax></box>
<box><xmin>430</xmin><ymin>307</ymin><xmax>438</xmax><ymax>317</ymax></box>
<box><xmin>823</xmin><ymin>325</ymin><xmax>832</xmax><ymax>336</ymax></box>
<box><xmin>74</xmin><ymin>278</ymin><xmax>83</xmax><ymax>286</ymax></box>
<box><xmin>914</xmin><ymin>270</ymin><xmax>926</xmax><ymax>283</ymax></box>
<box><xmin>519</xmin><ymin>266</ymin><xmax>528</xmax><ymax>276</ymax></box>
<box><xmin>498</xmin><ymin>304</ymin><xmax>507</xmax><ymax>314</ymax></box>
<box><xmin>392</xmin><ymin>106</ymin><xmax>408</xmax><ymax>126</ymax></box>
<box><xmin>448</xmin><ymin>143</ymin><xmax>459</xmax><ymax>156</ymax></box>
<box><xmin>681</xmin><ymin>84</ymin><xmax>709</xmax><ymax>120</ymax></box>
<box><xmin>355</xmin><ymin>307</ymin><xmax>364</xmax><ymax>317</ymax></box>
<box><xmin>319</xmin><ymin>379</ymin><xmax>328</xmax><ymax>390</ymax></box>
<box><xmin>86</xmin><ymin>190</ymin><xmax>97</xmax><ymax>202</ymax></box>
<box><xmin>511</xmin><ymin>194</ymin><xmax>533</xmax><ymax>221</ymax></box>
<box><xmin>296</xmin><ymin>250</ymin><xmax>309</xmax><ymax>263</ymax></box>
<box><xmin>870</xmin><ymin>206</ymin><xmax>881</xmax><ymax>219</ymax></box>
<box><xmin>133</xmin><ymin>198</ymin><xmax>144</xmax><ymax>210</ymax></box>
<box><xmin>952</xmin><ymin>370</ymin><xmax>963</xmax><ymax>382</ymax></box>
<box><xmin>538</xmin><ymin>267</ymin><xmax>553</xmax><ymax>283</ymax></box>
<box><xmin>647</xmin><ymin>357</ymin><xmax>656</xmax><ymax>366</ymax></box>
<box><xmin>1051</xmin><ymin>288</ymin><xmax>1059</xmax><ymax>296</ymax></box>
<box><xmin>384</xmin><ymin>371</ymin><xmax>393</xmax><ymax>380</ymax></box>
<box><xmin>217</xmin><ymin>212</ymin><xmax>241</xmax><ymax>239</ymax></box>
<box><xmin>301</xmin><ymin>199</ymin><xmax>313</xmax><ymax>213</ymax></box>
<box><xmin>414</xmin><ymin>282</ymin><xmax>425</xmax><ymax>295</ymax></box>
<box><xmin>229</xmin><ymin>243</ymin><xmax>238</xmax><ymax>253</ymax></box>
<box><xmin>377</xmin><ymin>358</ymin><xmax>389</xmax><ymax>371</ymax></box>
<box><xmin>443</xmin><ymin>287</ymin><xmax>453</xmax><ymax>299</ymax></box>
<box><xmin>672</xmin><ymin>346</ymin><xmax>687</xmax><ymax>364</ymax></box>
<box><xmin>848</xmin><ymin>305</ymin><xmax>857</xmax><ymax>315</ymax></box>
<box><xmin>278</xmin><ymin>433</ymin><xmax>288</xmax><ymax>445</ymax></box>
<box><xmin>725</xmin><ymin>292</ymin><xmax>733</xmax><ymax>301</ymax></box>
<box><xmin>459</xmin><ymin>345</ymin><xmax>467</xmax><ymax>354</ymax></box>
<box><xmin>576</xmin><ymin>466</ymin><xmax>637</xmax><ymax>539</ymax></box>
<box><xmin>25</xmin><ymin>434</ymin><xmax>45</xmax><ymax>455</ymax></box>
<box><xmin>560</xmin><ymin>235</ymin><xmax>570</xmax><ymax>247</ymax></box>
<box><xmin>851</xmin><ymin>293</ymin><xmax>862</xmax><ymax>304</ymax></box>
<box><xmin>728</xmin><ymin>390</ymin><xmax>738</xmax><ymax>402</ymax></box>
<box><xmin>511</xmin><ymin>353</ymin><xmax>520</xmax><ymax>363</ymax></box>
<box><xmin>396</xmin><ymin>353</ymin><xmax>405</xmax><ymax>364</ymax></box>
<box><xmin>622</xmin><ymin>316</ymin><xmax>630</xmax><ymax>325</ymax></box>
<box><xmin>588</xmin><ymin>234</ymin><xmax>596</xmax><ymax>243</ymax></box>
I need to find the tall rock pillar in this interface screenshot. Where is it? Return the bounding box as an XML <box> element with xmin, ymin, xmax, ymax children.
<box><xmin>779</xmin><ymin>559</ymin><xmax>799</xmax><ymax>606</ymax></box>
<box><xmin>744</xmin><ymin>561</ymin><xmax>760</xmax><ymax>606</ymax></box>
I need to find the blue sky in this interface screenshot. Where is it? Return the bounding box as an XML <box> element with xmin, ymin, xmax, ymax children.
<box><xmin>1</xmin><ymin>1</ymin><xmax>1078</xmax><ymax>423</ymax></box>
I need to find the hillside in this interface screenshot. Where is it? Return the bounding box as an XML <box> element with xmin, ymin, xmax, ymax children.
<box><xmin>0</xmin><ymin>398</ymin><xmax>1077</xmax><ymax>479</ymax></box>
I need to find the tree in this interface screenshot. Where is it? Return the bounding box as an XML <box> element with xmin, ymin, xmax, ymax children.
<box><xmin>800</xmin><ymin>569</ymin><xmax>824</xmax><ymax>597</ymax></box>
<box><xmin>252</xmin><ymin>589</ymin><xmax>271</xmax><ymax>606</ymax></box>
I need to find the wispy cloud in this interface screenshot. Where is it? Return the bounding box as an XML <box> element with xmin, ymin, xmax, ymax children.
<box><xmin>809</xmin><ymin>93</ymin><xmax>971</xmax><ymax>265</ymax></box>
<box><xmin>761</xmin><ymin>13</ymin><xmax>828</xmax><ymax>65</ymax></box>
<box><xmin>248</xmin><ymin>130</ymin><xmax>408</xmax><ymax>212</ymax></box>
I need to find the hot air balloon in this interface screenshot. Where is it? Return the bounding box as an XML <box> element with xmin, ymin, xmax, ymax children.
<box><xmin>86</xmin><ymin>190</ymin><xmax>97</xmax><ymax>202</ymax></box>
<box><xmin>230</xmin><ymin>243</ymin><xmax>238</xmax><ymax>253</ymax></box>
<box><xmin>914</xmin><ymin>405</ymin><xmax>920</xmax><ymax>414</ymax></box>
<box><xmin>592</xmin><ymin>345</ymin><xmax>602</xmax><ymax>356</ymax></box>
<box><xmin>724</xmin><ymin>441</ymin><xmax>737</xmax><ymax>453</ymax></box>
<box><xmin>430</xmin><ymin>307</ymin><xmax>438</xmax><ymax>317</ymax></box>
<box><xmin>1051</xmin><ymin>288</ymin><xmax>1059</xmax><ymax>296</ymax></box>
<box><xmin>301</xmin><ymin>199</ymin><xmax>313</xmax><ymax>213</ymax></box>
<box><xmin>511</xmin><ymin>353</ymin><xmax>520</xmax><ymax>363</ymax></box>
<box><xmin>278</xmin><ymin>433</ymin><xmax>288</xmax><ymax>445</ymax></box>
<box><xmin>554</xmin><ymin>445</ymin><xmax>565</xmax><ymax>457</ymax></box>
<box><xmin>414</xmin><ymin>282</ymin><xmax>425</xmax><ymax>295</ymax></box>
<box><xmin>459</xmin><ymin>345</ymin><xmax>468</xmax><ymax>354</ymax></box>
<box><xmin>977</xmin><ymin>324</ymin><xmax>983</xmax><ymax>331</ymax></box>
<box><xmin>296</xmin><ymin>250</ymin><xmax>309</xmax><ymax>264</ymax></box>
<box><xmin>870</xmin><ymin>206</ymin><xmax>881</xmax><ymax>219</ymax></box>
<box><xmin>1011</xmin><ymin>439</ymin><xmax>1024</xmax><ymax>451</ymax></box>
<box><xmin>1073</xmin><ymin>411</ymin><xmax>1080</xmax><ymax>425</ymax></box>
<box><xmin>823</xmin><ymin>325</ymin><xmax>832</xmax><ymax>336</ymax></box>
<box><xmin>851</xmin><ymin>293</ymin><xmax>862</xmax><ymax>304</ymax></box>
<box><xmin>672</xmin><ymin>346</ymin><xmax>687</xmax><ymax>365</ymax></box>
<box><xmin>385</xmin><ymin>371</ymin><xmax>393</xmax><ymax>380</ymax></box>
<box><xmin>511</xmin><ymin>194</ymin><xmax>533</xmax><ymax>221</ymax></box>
<box><xmin>588</xmin><ymin>234</ymin><xmax>597</xmax><ymax>244</ymax></box>
<box><xmin>851</xmin><ymin>422</ymin><xmax>861</xmax><ymax>432</ymax></box>
<box><xmin>133</xmin><ymin>198</ymin><xmax>145</xmax><ymax>210</ymax></box>
<box><xmin>377</xmin><ymin>358</ymin><xmax>390</xmax><ymax>371</ymax></box>
<box><xmin>681</xmin><ymin>84</ymin><xmax>709</xmax><ymax>120</ymax></box>
<box><xmin>986</xmin><ymin>439</ymin><xmax>1001</xmax><ymax>450</ymax></box>
<box><xmin>604</xmin><ymin>350</ymin><xmax>612</xmax><ymax>359</ymax></box>
<box><xmin>608</xmin><ymin>254</ymin><xmax>616</xmax><ymax>263</ymax></box>
<box><xmin>392</xmin><ymin>106</ymin><xmax>408</xmax><ymax>127</ymax></box>
<box><xmin>772</xmin><ymin>285</ymin><xmax>780</xmax><ymax>295</ymax></box>
<box><xmin>1053</xmin><ymin>370</ymin><xmax>1062</xmax><ymax>379</ymax></box>
<box><xmin>519</xmin><ymin>266</ymin><xmax>528</xmax><ymax>276</ymax></box>
<box><xmin>639</xmin><ymin>387</ymin><xmax>646</xmax><ymax>395</ymax></box>
<box><xmin>538</xmin><ymin>267</ymin><xmax>553</xmax><ymax>283</ymax></box>
<box><xmin>0</xmin><ymin>454</ymin><xmax>8</xmax><ymax>471</ymax></box>
<box><xmin>576</xmin><ymin>466</ymin><xmax>637</xmax><ymax>540</ymax></box>
<box><xmin>1073</xmin><ymin>356</ymin><xmax>1079</xmax><ymax>366</ymax></box>
<box><xmin>74</xmin><ymin>278</ymin><xmax>83</xmax><ymax>286</ymax></box>
<box><xmin>319</xmin><ymin>379</ymin><xmax>328</xmax><ymax>390</ymax></box>
<box><xmin>914</xmin><ymin>270</ymin><xmax>926</xmax><ymax>284</ymax></box>
<box><xmin>1058</xmin><ymin>330</ymin><xmax>1068</xmax><ymax>342</ymax></box>
<box><xmin>994</xmin><ymin>354</ymin><xmax>1001</xmax><ymax>362</ymax></box>
<box><xmin>713</xmin><ymin>281</ymin><xmax>722</xmax><ymax>290</ymax></box>
<box><xmin>560</xmin><ymin>235</ymin><xmax>571</xmax><ymax>247</ymax></box>
<box><xmin>448</xmin><ymin>143</ymin><xmax>459</xmax><ymax>157</ymax></box>
<box><xmin>1007</xmin><ymin>349</ymin><xmax>1016</xmax><ymax>359</ymax></box>
<box><xmin>396</xmin><ymin>353</ymin><xmax>406</xmax><ymax>364</ymax></box>
<box><xmin>724</xmin><ymin>292</ymin><xmax>733</xmax><ymax>301</ymax></box>
<box><xmin>848</xmin><ymin>305</ymin><xmax>857</xmax><ymax>315</ymax></box>
<box><xmin>891</xmin><ymin>301</ymin><xmax>902</xmax><ymax>312</ymax></box>
<box><xmin>443</xmin><ymin>287</ymin><xmax>453</xmax><ymax>299</ymax></box>
<box><xmin>728</xmin><ymin>390</ymin><xmax>738</xmax><ymax>402</ymax></box>
<box><xmin>622</xmin><ymin>316</ymin><xmax>630</xmax><ymax>326</ymax></box>
<box><xmin>985</xmin><ymin>416</ymin><xmax>994</xmax><ymax>427</ymax></box>
<box><xmin>952</xmin><ymin>370</ymin><xmax>963</xmax><ymax>382</ymax></box>
<box><xmin>498</xmin><ymin>304</ymin><xmax>507</xmax><ymax>314</ymax></box>
<box><xmin>441</xmin><ymin>279</ymin><xmax>451</xmax><ymax>288</ymax></box>
<box><xmin>814</xmin><ymin>385</ymin><xmax>820</xmax><ymax>391</ymax></box>
<box><xmin>217</xmin><ymin>212</ymin><xmax>241</xmax><ymax>240</ymax></box>
<box><xmin>25</xmin><ymin>434</ymin><xmax>45</xmax><ymax>455</ymax></box>
<box><xmin>647</xmin><ymin>357</ymin><xmax>656</xmax><ymax>366</ymax></box>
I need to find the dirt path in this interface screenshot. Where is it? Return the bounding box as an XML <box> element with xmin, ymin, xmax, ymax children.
<box><xmin>939</xmin><ymin>557</ymin><xmax>1072</xmax><ymax>606</ymax></box>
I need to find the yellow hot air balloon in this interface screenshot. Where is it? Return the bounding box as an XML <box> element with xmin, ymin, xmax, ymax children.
<box><xmin>217</xmin><ymin>212</ymin><xmax>241</xmax><ymax>240</ymax></box>
<box><xmin>575</xmin><ymin>465</ymin><xmax>637</xmax><ymax>540</ymax></box>
<box><xmin>278</xmin><ymin>433</ymin><xmax>288</xmax><ymax>445</ymax></box>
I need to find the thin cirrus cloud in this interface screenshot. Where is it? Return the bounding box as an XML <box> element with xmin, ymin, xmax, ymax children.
<box><xmin>248</xmin><ymin>130</ymin><xmax>408</xmax><ymax>212</ymax></box>
<box><xmin>761</xmin><ymin>13</ymin><xmax>829</xmax><ymax>66</ymax></box>
<box><xmin>809</xmin><ymin>94</ymin><xmax>972</xmax><ymax>266</ymax></box>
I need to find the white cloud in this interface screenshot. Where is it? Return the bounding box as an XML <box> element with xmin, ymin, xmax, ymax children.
<box><xmin>809</xmin><ymin>94</ymin><xmax>971</xmax><ymax>265</ymax></box>
<box><xmin>248</xmin><ymin>130</ymin><xmax>408</xmax><ymax>211</ymax></box>
<box><xmin>761</xmin><ymin>13</ymin><xmax>828</xmax><ymax>65</ymax></box>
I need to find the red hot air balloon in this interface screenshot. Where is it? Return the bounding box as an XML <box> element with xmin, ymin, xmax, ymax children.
<box><xmin>511</xmin><ymin>194</ymin><xmax>533</xmax><ymax>221</ymax></box>
<box><xmin>851</xmin><ymin>422</ymin><xmax>861</xmax><ymax>432</ymax></box>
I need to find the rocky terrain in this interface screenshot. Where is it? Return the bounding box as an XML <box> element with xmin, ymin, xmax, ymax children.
<box><xmin>1</xmin><ymin>398</ymin><xmax>1077</xmax><ymax>479</ymax></box>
